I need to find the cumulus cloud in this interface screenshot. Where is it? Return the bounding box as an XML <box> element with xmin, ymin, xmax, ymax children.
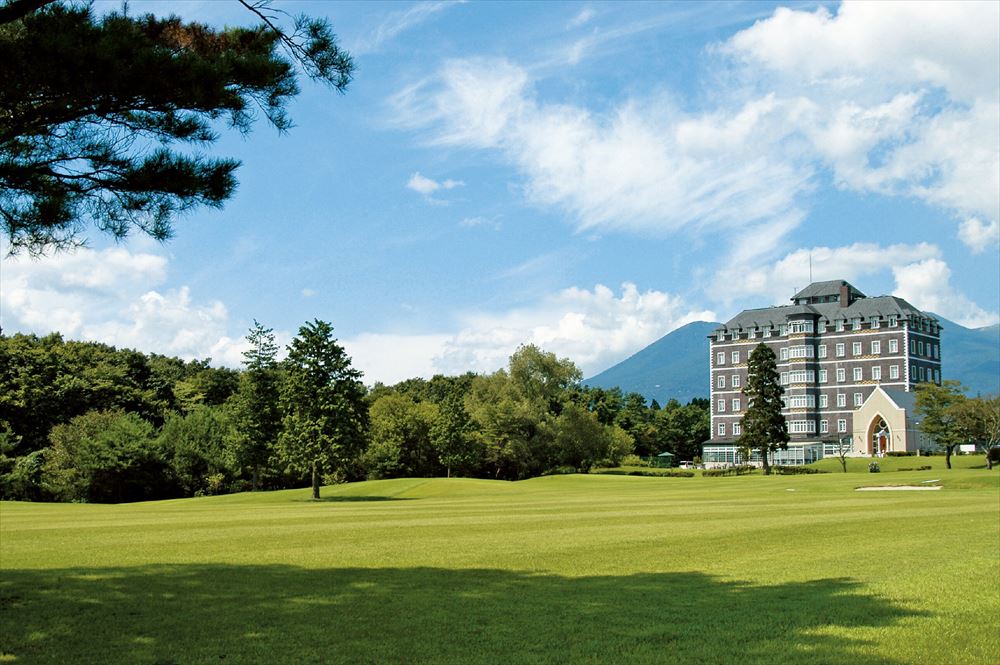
<box><xmin>958</xmin><ymin>217</ymin><xmax>1000</xmax><ymax>254</ymax></box>
<box><xmin>712</xmin><ymin>242</ymin><xmax>942</xmax><ymax>305</ymax></box>
<box><xmin>406</xmin><ymin>171</ymin><xmax>465</xmax><ymax>196</ymax></box>
<box><xmin>892</xmin><ymin>259</ymin><xmax>998</xmax><ymax>328</ymax></box>
<box><xmin>434</xmin><ymin>283</ymin><xmax>715</xmax><ymax>377</ymax></box>
<box><xmin>1</xmin><ymin>248</ymin><xmax>250</xmax><ymax>366</ymax></box>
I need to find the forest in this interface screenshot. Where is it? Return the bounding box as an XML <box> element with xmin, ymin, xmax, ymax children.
<box><xmin>0</xmin><ymin>322</ymin><xmax>709</xmax><ymax>502</ymax></box>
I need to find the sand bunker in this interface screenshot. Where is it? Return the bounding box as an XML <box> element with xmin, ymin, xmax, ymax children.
<box><xmin>856</xmin><ymin>485</ymin><xmax>942</xmax><ymax>491</ymax></box>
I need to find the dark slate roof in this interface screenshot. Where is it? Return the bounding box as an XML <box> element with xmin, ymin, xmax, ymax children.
<box><xmin>714</xmin><ymin>295</ymin><xmax>936</xmax><ymax>333</ymax></box>
<box><xmin>882</xmin><ymin>387</ymin><xmax>917</xmax><ymax>412</ymax></box>
<box><xmin>791</xmin><ymin>280</ymin><xmax>865</xmax><ymax>301</ymax></box>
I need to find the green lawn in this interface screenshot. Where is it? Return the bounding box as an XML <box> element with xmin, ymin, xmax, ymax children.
<box><xmin>1</xmin><ymin>470</ymin><xmax>998</xmax><ymax>664</ymax></box>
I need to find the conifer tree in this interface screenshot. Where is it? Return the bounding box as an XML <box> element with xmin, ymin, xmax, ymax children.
<box><xmin>737</xmin><ymin>343</ymin><xmax>788</xmax><ymax>475</ymax></box>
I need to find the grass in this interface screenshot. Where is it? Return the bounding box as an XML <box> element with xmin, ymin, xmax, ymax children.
<box><xmin>1</xmin><ymin>470</ymin><xmax>998</xmax><ymax>664</ymax></box>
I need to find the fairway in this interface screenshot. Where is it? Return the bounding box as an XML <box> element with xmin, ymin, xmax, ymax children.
<box><xmin>2</xmin><ymin>470</ymin><xmax>998</xmax><ymax>664</ymax></box>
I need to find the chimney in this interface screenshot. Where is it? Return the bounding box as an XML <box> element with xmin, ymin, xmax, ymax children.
<box><xmin>839</xmin><ymin>283</ymin><xmax>850</xmax><ymax>308</ymax></box>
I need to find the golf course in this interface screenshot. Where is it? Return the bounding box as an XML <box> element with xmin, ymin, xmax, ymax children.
<box><xmin>2</xmin><ymin>457</ymin><xmax>997</xmax><ymax>664</ymax></box>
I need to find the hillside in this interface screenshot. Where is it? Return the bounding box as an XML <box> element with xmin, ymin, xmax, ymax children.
<box><xmin>584</xmin><ymin>321</ymin><xmax>719</xmax><ymax>404</ymax></box>
<box><xmin>585</xmin><ymin>316</ymin><xmax>999</xmax><ymax>402</ymax></box>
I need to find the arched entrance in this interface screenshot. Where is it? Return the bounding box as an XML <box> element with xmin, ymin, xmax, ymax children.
<box><xmin>867</xmin><ymin>416</ymin><xmax>891</xmax><ymax>456</ymax></box>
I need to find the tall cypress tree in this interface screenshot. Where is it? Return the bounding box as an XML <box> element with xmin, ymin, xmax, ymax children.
<box><xmin>737</xmin><ymin>343</ymin><xmax>788</xmax><ymax>475</ymax></box>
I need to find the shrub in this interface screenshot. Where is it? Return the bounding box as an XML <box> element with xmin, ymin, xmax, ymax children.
<box><xmin>886</xmin><ymin>451</ymin><xmax>916</xmax><ymax>457</ymax></box>
<box><xmin>703</xmin><ymin>465</ymin><xmax>755</xmax><ymax>477</ymax></box>
<box><xmin>772</xmin><ymin>465</ymin><xmax>828</xmax><ymax>475</ymax></box>
<box><xmin>620</xmin><ymin>454</ymin><xmax>646</xmax><ymax>468</ymax></box>
<box><xmin>897</xmin><ymin>466</ymin><xmax>933</xmax><ymax>472</ymax></box>
<box><xmin>868</xmin><ymin>461</ymin><xmax>881</xmax><ymax>473</ymax></box>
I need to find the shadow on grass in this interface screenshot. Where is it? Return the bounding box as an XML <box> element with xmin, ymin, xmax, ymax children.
<box><xmin>0</xmin><ymin>565</ymin><xmax>925</xmax><ymax>664</ymax></box>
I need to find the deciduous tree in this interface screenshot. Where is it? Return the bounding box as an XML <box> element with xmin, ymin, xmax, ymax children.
<box><xmin>915</xmin><ymin>381</ymin><xmax>966</xmax><ymax>469</ymax></box>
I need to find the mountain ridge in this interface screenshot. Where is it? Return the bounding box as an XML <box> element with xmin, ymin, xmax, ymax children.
<box><xmin>584</xmin><ymin>316</ymin><xmax>999</xmax><ymax>403</ymax></box>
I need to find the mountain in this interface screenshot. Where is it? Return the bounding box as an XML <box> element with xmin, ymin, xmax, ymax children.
<box><xmin>584</xmin><ymin>316</ymin><xmax>999</xmax><ymax>403</ymax></box>
<box><xmin>931</xmin><ymin>314</ymin><xmax>1000</xmax><ymax>396</ymax></box>
<box><xmin>584</xmin><ymin>321</ymin><xmax>719</xmax><ymax>404</ymax></box>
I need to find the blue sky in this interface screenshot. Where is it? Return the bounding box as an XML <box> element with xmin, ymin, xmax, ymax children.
<box><xmin>3</xmin><ymin>0</ymin><xmax>999</xmax><ymax>384</ymax></box>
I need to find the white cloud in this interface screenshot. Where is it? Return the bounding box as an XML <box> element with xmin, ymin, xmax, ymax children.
<box><xmin>301</xmin><ymin>288</ymin><xmax>317</xmax><ymax>298</ymax></box>
<box><xmin>394</xmin><ymin>2</ymin><xmax>998</xmax><ymax>257</ymax></box>
<box><xmin>458</xmin><ymin>216</ymin><xmax>501</xmax><ymax>230</ymax></box>
<box><xmin>434</xmin><ymin>283</ymin><xmax>715</xmax><ymax>377</ymax></box>
<box><xmin>712</xmin><ymin>242</ymin><xmax>942</xmax><ymax>305</ymax></box>
<box><xmin>352</xmin><ymin>1</ymin><xmax>464</xmax><ymax>54</ymax></box>
<box><xmin>1</xmin><ymin>248</ymin><xmax>250</xmax><ymax>366</ymax></box>
<box><xmin>341</xmin><ymin>333</ymin><xmax>452</xmax><ymax>385</ymax></box>
<box><xmin>406</xmin><ymin>171</ymin><xmax>465</xmax><ymax>196</ymax></box>
<box><xmin>394</xmin><ymin>60</ymin><xmax>812</xmax><ymax>247</ymax></box>
<box><xmin>892</xmin><ymin>259</ymin><xmax>998</xmax><ymax>328</ymax></box>
<box><xmin>568</xmin><ymin>7</ymin><xmax>595</xmax><ymax>29</ymax></box>
<box><xmin>725</xmin><ymin>1</ymin><xmax>1000</xmax><ymax>232</ymax></box>
<box><xmin>958</xmin><ymin>217</ymin><xmax>1000</xmax><ymax>254</ymax></box>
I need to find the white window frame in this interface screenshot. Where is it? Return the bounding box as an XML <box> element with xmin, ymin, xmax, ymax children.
<box><xmin>870</xmin><ymin>316</ymin><xmax>880</xmax><ymax>329</ymax></box>
<box><xmin>817</xmin><ymin>344</ymin><xmax>827</xmax><ymax>359</ymax></box>
<box><xmin>837</xmin><ymin>393</ymin><xmax>846</xmax><ymax>408</ymax></box>
<box><xmin>871</xmin><ymin>340</ymin><xmax>881</xmax><ymax>355</ymax></box>
<box><xmin>732</xmin><ymin>398</ymin><xmax>741</xmax><ymax>411</ymax></box>
<box><xmin>717</xmin><ymin>375</ymin><xmax>726</xmax><ymax>389</ymax></box>
<box><xmin>836</xmin><ymin>343</ymin><xmax>845</xmax><ymax>358</ymax></box>
<box><xmin>836</xmin><ymin>368</ymin><xmax>846</xmax><ymax>382</ymax></box>
<box><xmin>852</xmin><ymin>318</ymin><xmax>862</xmax><ymax>331</ymax></box>
<box><xmin>819</xmin><ymin>420</ymin><xmax>829</xmax><ymax>434</ymax></box>
<box><xmin>837</xmin><ymin>419</ymin><xmax>847</xmax><ymax>433</ymax></box>
<box><xmin>718</xmin><ymin>399</ymin><xmax>726</xmax><ymax>413</ymax></box>
<box><xmin>871</xmin><ymin>366</ymin><xmax>881</xmax><ymax>381</ymax></box>
<box><xmin>716</xmin><ymin>351</ymin><xmax>725</xmax><ymax>365</ymax></box>
<box><xmin>718</xmin><ymin>423</ymin><xmax>726</xmax><ymax>436</ymax></box>
<box><xmin>731</xmin><ymin>351</ymin><xmax>740</xmax><ymax>364</ymax></box>
<box><xmin>852</xmin><ymin>342</ymin><xmax>862</xmax><ymax>356</ymax></box>
<box><xmin>819</xmin><ymin>394</ymin><xmax>828</xmax><ymax>408</ymax></box>
<box><xmin>732</xmin><ymin>423</ymin><xmax>741</xmax><ymax>436</ymax></box>
<box><xmin>889</xmin><ymin>339</ymin><xmax>898</xmax><ymax>353</ymax></box>
<box><xmin>889</xmin><ymin>315</ymin><xmax>898</xmax><ymax>327</ymax></box>
<box><xmin>780</xmin><ymin>348</ymin><xmax>789</xmax><ymax>361</ymax></box>
<box><xmin>853</xmin><ymin>367</ymin><xmax>863</xmax><ymax>381</ymax></box>
<box><xmin>835</xmin><ymin>320</ymin><xmax>844</xmax><ymax>332</ymax></box>
<box><xmin>818</xmin><ymin>369</ymin><xmax>828</xmax><ymax>383</ymax></box>
<box><xmin>889</xmin><ymin>365</ymin><xmax>899</xmax><ymax>380</ymax></box>
<box><xmin>732</xmin><ymin>375</ymin><xmax>741</xmax><ymax>388</ymax></box>
<box><xmin>853</xmin><ymin>392</ymin><xmax>863</xmax><ymax>407</ymax></box>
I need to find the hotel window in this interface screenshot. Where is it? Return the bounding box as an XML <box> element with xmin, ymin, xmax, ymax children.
<box><xmin>911</xmin><ymin>364</ymin><xmax>917</xmax><ymax>380</ymax></box>
<box><xmin>779</xmin><ymin>325</ymin><xmax>788</xmax><ymax>336</ymax></box>
<box><xmin>717</xmin><ymin>332</ymin><xmax>725</xmax><ymax>341</ymax></box>
<box><xmin>732</xmin><ymin>398</ymin><xmax>741</xmax><ymax>411</ymax></box>
<box><xmin>871</xmin><ymin>366</ymin><xmax>882</xmax><ymax>381</ymax></box>
<box><xmin>852</xmin><ymin>342</ymin><xmax>862</xmax><ymax>356</ymax></box>
<box><xmin>820</xmin><ymin>420</ymin><xmax>829</xmax><ymax>434</ymax></box>
<box><xmin>819</xmin><ymin>394</ymin><xmax>828</xmax><ymax>408</ymax></box>
<box><xmin>780</xmin><ymin>372</ymin><xmax>789</xmax><ymax>385</ymax></box>
<box><xmin>717</xmin><ymin>376</ymin><xmax>726</xmax><ymax>389</ymax></box>
<box><xmin>789</xmin><ymin>395</ymin><xmax>815</xmax><ymax>408</ymax></box>
<box><xmin>932</xmin><ymin>344</ymin><xmax>939</xmax><ymax>359</ymax></box>
<box><xmin>718</xmin><ymin>399</ymin><xmax>726</xmax><ymax>413</ymax></box>
<box><xmin>835</xmin><ymin>320</ymin><xmax>845</xmax><ymax>332</ymax></box>
<box><xmin>780</xmin><ymin>348</ymin><xmax>789</xmax><ymax>361</ymax></box>
<box><xmin>818</xmin><ymin>369</ymin><xmax>828</xmax><ymax>383</ymax></box>
<box><xmin>870</xmin><ymin>316</ymin><xmax>880</xmax><ymax>329</ymax></box>
<box><xmin>838</xmin><ymin>419</ymin><xmax>847</xmax><ymax>433</ymax></box>
<box><xmin>818</xmin><ymin>344</ymin><xmax>827</xmax><ymax>358</ymax></box>
<box><xmin>763</xmin><ymin>328</ymin><xmax>772</xmax><ymax>338</ymax></box>
<box><xmin>788</xmin><ymin>345</ymin><xmax>814</xmax><ymax>359</ymax></box>
<box><xmin>853</xmin><ymin>392</ymin><xmax>863</xmax><ymax>406</ymax></box>
<box><xmin>919</xmin><ymin>366</ymin><xmax>926</xmax><ymax>381</ymax></box>
<box><xmin>917</xmin><ymin>340</ymin><xmax>924</xmax><ymax>356</ymax></box>
<box><xmin>852</xmin><ymin>318</ymin><xmax>862</xmax><ymax>330</ymax></box>
<box><xmin>789</xmin><ymin>320</ymin><xmax>813</xmax><ymax>334</ymax></box>
<box><xmin>748</xmin><ymin>328</ymin><xmax>756</xmax><ymax>339</ymax></box>
<box><xmin>837</xmin><ymin>393</ymin><xmax>846</xmax><ymax>407</ymax></box>
<box><xmin>789</xmin><ymin>420</ymin><xmax>816</xmax><ymax>434</ymax></box>
<box><xmin>889</xmin><ymin>315</ymin><xmax>898</xmax><ymax>327</ymax></box>
<box><xmin>889</xmin><ymin>365</ymin><xmax>899</xmax><ymax>379</ymax></box>
<box><xmin>788</xmin><ymin>370</ymin><xmax>815</xmax><ymax>383</ymax></box>
<box><xmin>731</xmin><ymin>351</ymin><xmax>740</xmax><ymax>363</ymax></box>
<box><xmin>853</xmin><ymin>367</ymin><xmax>863</xmax><ymax>381</ymax></box>
<box><xmin>888</xmin><ymin>339</ymin><xmax>898</xmax><ymax>353</ymax></box>
<box><xmin>732</xmin><ymin>423</ymin><xmax>741</xmax><ymax>436</ymax></box>
<box><xmin>818</xmin><ymin>321</ymin><xmax>827</xmax><ymax>333</ymax></box>
<box><xmin>717</xmin><ymin>352</ymin><xmax>725</xmax><ymax>365</ymax></box>
<box><xmin>732</xmin><ymin>375</ymin><xmax>741</xmax><ymax>388</ymax></box>
<box><xmin>871</xmin><ymin>340</ymin><xmax>881</xmax><ymax>355</ymax></box>
<box><xmin>836</xmin><ymin>343</ymin><xmax>845</xmax><ymax>357</ymax></box>
<box><xmin>910</xmin><ymin>340</ymin><xmax>916</xmax><ymax>354</ymax></box>
<box><xmin>718</xmin><ymin>423</ymin><xmax>726</xmax><ymax>436</ymax></box>
<box><xmin>836</xmin><ymin>368</ymin><xmax>846</xmax><ymax>382</ymax></box>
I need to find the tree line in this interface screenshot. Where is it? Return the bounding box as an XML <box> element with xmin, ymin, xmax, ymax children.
<box><xmin>0</xmin><ymin>322</ymin><xmax>709</xmax><ymax>502</ymax></box>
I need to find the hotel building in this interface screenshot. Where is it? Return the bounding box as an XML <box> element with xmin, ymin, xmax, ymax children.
<box><xmin>703</xmin><ymin>280</ymin><xmax>939</xmax><ymax>466</ymax></box>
